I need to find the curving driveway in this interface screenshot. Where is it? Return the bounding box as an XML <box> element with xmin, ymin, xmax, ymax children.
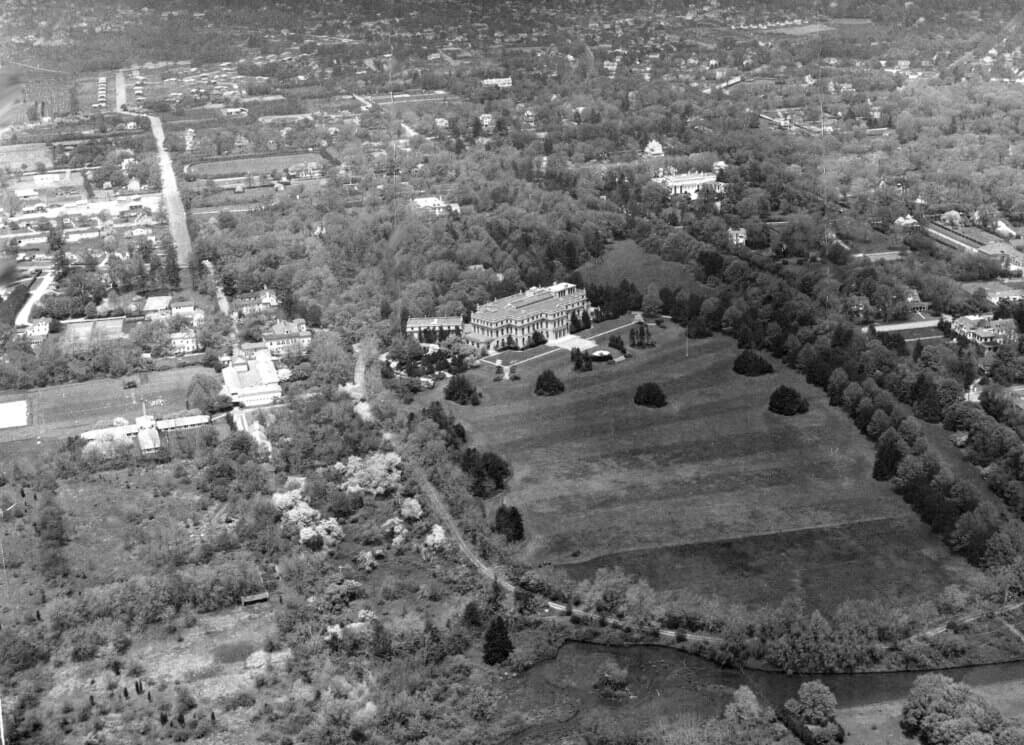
<box><xmin>148</xmin><ymin>115</ymin><xmax>192</xmax><ymax>287</ymax></box>
<box><xmin>14</xmin><ymin>271</ymin><xmax>54</xmax><ymax>327</ymax></box>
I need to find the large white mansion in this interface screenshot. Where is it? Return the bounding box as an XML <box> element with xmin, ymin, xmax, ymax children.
<box><xmin>467</xmin><ymin>282</ymin><xmax>591</xmax><ymax>349</ymax></box>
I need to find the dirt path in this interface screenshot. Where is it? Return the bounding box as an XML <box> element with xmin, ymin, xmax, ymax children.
<box><xmin>406</xmin><ymin>463</ymin><xmax>515</xmax><ymax>593</ymax></box>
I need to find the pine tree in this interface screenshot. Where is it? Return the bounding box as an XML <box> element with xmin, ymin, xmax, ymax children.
<box><xmin>483</xmin><ymin>616</ymin><xmax>513</xmax><ymax>665</ymax></box>
<box><xmin>581</xmin><ymin>309</ymin><xmax>592</xmax><ymax>329</ymax></box>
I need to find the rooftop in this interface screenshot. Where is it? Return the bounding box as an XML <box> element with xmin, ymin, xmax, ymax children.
<box><xmin>473</xmin><ymin>282</ymin><xmax>583</xmax><ymax>322</ymax></box>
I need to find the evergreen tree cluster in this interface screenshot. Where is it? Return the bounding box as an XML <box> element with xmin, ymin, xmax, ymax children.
<box><xmin>493</xmin><ymin>505</ymin><xmax>524</xmax><ymax>542</ymax></box>
<box><xmin>444</xmin><ymin>374</ymin><xmax>481</xmax><ymax>405</ymax></box>
<box><xmin>534</xmin><ymin>369</ymin><xmax>565</xmax><ymax>396</ymax></box>
<box><xmin>733</xmin><ymin>349</ymin><xmax>774</xmax><ymax>376</ymax></box>
<box><xmin>568</xmin><ymin>309</ymin><xmax>592</xmax><ymax>334</ymax></box>
<box><xmin>634</xmin><ymin>382</ymin><xmax>667</xmax><ymax>408</ymax></box>
<box><xmin>768</xmin><ymin>385</ymin><xmax>808</xmax><ymax>416</ymax></box>
<box><xmin>628</xmin><ymin>322</ymin><xmax>654</xmax><ymax>348</ymax></box>
<box><xmin>460</xmin><ymin>448</ymin><xmax>512</xmax><ymax>499</ymax></box>
<box><xmin>570</xmin><ymin>347</ymin><xmax>593</xmax><ymax>371</ymax></box>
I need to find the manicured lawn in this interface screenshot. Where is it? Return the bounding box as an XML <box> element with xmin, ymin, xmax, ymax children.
<box><xmin>453</xmin><ymin>327</ymin><xmax>978</xmax><ymax>610</ymax></box>
<box><xmin>577</xmin><ymin>240</ymin><xmax>696</xmax><ymax>291</ymax></box>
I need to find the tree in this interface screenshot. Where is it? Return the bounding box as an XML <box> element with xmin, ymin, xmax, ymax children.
<box><xmin>768</xmin><ymin>385</ymin><xmax>809</xmax><ymax>416</ymax></box>
<box><xmin>36</xmin><ymin>494</ymin><xmax>68</xmax><ymax>579</ymax></box>
<box><xmin>494</xmin><ymin>505</ymin><xmax>524</xmax><ymax>542</ymax></box>
<box><xmin>445</xmin><ymin>374</ymin><xmax>480</xmax><ymax>405</ymax></box>
<box><xmin>733</xmin><ymin>349</ymin><xmax>774</xmax><ymax>376</ymax></box>
<box><xmin>164</xmin><ymin>244</ymin><xmax>181</xmax><ymax>288</ymax></box>
<box><xmin>634</xmin><ymin>382</ymin><xmax>667</xmax><ymax>408</ymax></box>
<box><xmin>483</xmin><ymin>616</ymin><xmax>513</xmax><ymax>665</ymax></box>
<box><xmin>873</xmin><ymin>428</ymin><xmax>906</xmax><ymax>481</ymax></box>
<box><xmin>534</xmin><ymin>369</ymin><xmax>565</xmax><ymax>396</ymax></box>
<box><xmin>187</xmin><ymin>372</ymin><xmax>232</xmax><ymax>414</ymax></box>
<box><xmin>785</xmin><ymin>681</ymin><xmax>837</xmax><ymax>727</ymax></box>
<box><xmin>641</xmin><ymin>282</ymin><xmax>663</xmax><ymax>316</ymax></box>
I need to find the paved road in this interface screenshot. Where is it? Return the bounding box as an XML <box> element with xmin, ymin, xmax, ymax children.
<box><xmin>114</xmin><ymin>69</ymin><xmax>127</xmax><ymax>111</ymax></box>
<box><xmin>148</xmin><ymin>115</ymin><xmax>192</xmax><ymax>287</ymax></box>
<box><xmin>14</xmin><ymin>271</ymin><xmax>54</xmax><ymax>327</ymax></box>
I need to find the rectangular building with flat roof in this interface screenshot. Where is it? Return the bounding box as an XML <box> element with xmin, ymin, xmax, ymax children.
<box><xmin>405</xmin><ymin>316</ymin><xmax>463</xmax><ymax>342</ymax></box>
<box><xmin>468</xmin><ymin>282</ymin><xmax>590</xmax><ymax>350</ymax></box>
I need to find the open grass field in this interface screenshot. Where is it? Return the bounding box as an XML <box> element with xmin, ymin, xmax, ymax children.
<box><xmin>578</xmin><ymin>240</ymin><xmax>695</xmax><ymax>291</ymax></box>
<box><xmin>0</xmin><ymin>142</ymin><xmax>53</xmax><ymax>170</ymax></box>
<box><xmin>0</xmin><ymin>365</ymin><xmax>204</xmax><ymax>443</ymax></box>
<box><xmin>452</xmin><ymin>326</ymin><xmax>978</xmax><ymax>610</ymax></box>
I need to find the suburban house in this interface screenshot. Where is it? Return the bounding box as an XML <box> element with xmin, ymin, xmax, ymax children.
<box><xmin>262</xmin><ymin>318</ymin><xmax>312</xmax><ymax>357</ymax></box>
<box><xmin>168</xmin><ymin>329</ymin><xmax>200</xmax><ymax>355</ymax></box>
<box><xmin>652</xmin><ymin>171</ymin><xmax>725</xmax><ymax>199</ymax></box>
<box><xmin>220</xmin><ymin>345</ymin><xmax>282</xmax><ymax>407</ymax></box>
<box><xmin>951</xmin><ymin>314</ymin><xmax>1019</xmax><ymax>352</ymax></box>
<box><xmin>17</xmin><ymin>317</ymin><xmax>51</xmax><ymax>345</ymax></box>
<box><xmin>468</xmin><ymin>282</ymin><xmax>591</xmax><ymax>350</ymax></box>
<box><xmin>727</xmin><ymin>227</ymin><xmax>748</xmax><ymax>247</ymax></box>
<box><xmin>905</xmin><ymin>289</ymin><xmax>929</xmax><ymax>314</ymax></box>
<box><xmin>171</xmin><ymin>298</ymin><xmax>201</xmax><ymax>319</ymax></box>
<box><xmin>233</xmin><ymin>287</ymin><xmax>279</xmax><ymax>317</ymax></box>
<box><xmin>642</xmin><ymin>139</ymin><xmax>665</xmax><ymax>159</ymax></box>
<box><xmin>411</xmin><ymin>197</ymin><xmax>460</xmax><ymax>217</ymax></box>
<box><xmin>405</xmin><ymin>315</ymin><xmax>463</xmax><ymax>342</ymax></box>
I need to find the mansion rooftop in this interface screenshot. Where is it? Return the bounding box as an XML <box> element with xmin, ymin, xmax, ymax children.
<box><xmin>472</xmin><ymin>282</ymin><xmax>582</xmax><ymax>323</ymax></box>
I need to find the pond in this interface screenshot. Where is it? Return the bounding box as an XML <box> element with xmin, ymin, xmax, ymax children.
<box><xmin>503</xmin><ymin>640</ymin><xmax>1024</xmax><ymax>743</ymax></box>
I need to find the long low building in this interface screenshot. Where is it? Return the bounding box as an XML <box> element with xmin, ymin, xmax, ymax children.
<box><xmin>405</xmin><ymin>316</ymin><xmax>463</xmax><ymax>341</ymax></box>
<box><xmin>468</xmin><ymin>282</ymin><xmax>591</xmax><ymax>350</ymax></box>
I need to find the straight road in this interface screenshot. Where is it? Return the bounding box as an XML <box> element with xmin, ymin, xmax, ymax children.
<box><xmin>114</xmin><ymin>70</ymin><xmax>127</xmax><ymax>111</ymax></box>
<box><xmin>148</xmin><ymin>115</ymin><xmax>192</xmax><ymax>288</ymax></box>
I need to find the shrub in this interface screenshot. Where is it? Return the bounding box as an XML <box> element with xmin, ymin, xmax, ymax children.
<box><xmin>634</xmin><ymin>382</ymin><xmax>667</xmax><ymax>408</ymax></box>
<box><xmin>769</xmin><ymin>385</ymin><xmax>809</xmax><ymax>416</ymax></box>
<box><xmin>0</xmin><ymin>630</ymin><xmax>48</xmax><ymax>676</ymax></box>
<box><xmin>534</xmin><ymin>369</ymin><xmax>565</xmax><ymax>396</ymax></box>
<box><xmin>212</xmin><ymin>640</ymin><xmax>258</xmax><ymax>664</ymax></box>
<box><xmin>732</xmin><ymin>349</ymin><xmax>774</xmax><ymax>376</ymax></box>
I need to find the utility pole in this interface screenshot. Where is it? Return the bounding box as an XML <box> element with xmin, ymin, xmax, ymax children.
<box><xmin>1</xmin><ymin>693</ymin><xmax>7</xmax><ymax>745</ymax></box>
